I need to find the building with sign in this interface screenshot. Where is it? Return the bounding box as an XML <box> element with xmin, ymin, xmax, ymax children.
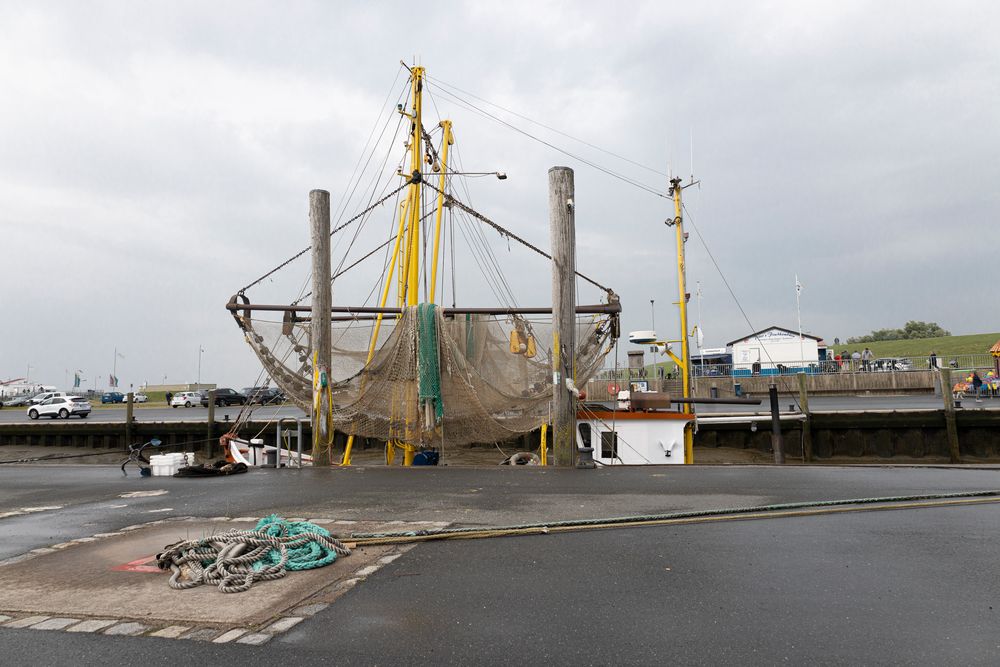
<box><xmin>727</xmin><ymin>326</ymin><xmax>823</xmax><ymax>376</ymax></box>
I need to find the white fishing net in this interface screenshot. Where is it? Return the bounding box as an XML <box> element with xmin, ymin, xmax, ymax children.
<box><xmin>234</xmin><ymin>305</ymin><xmax>615</xmax><ymax>447</ymax></box>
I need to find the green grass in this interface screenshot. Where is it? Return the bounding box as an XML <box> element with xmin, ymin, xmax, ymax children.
<box><xmin>833</xmin><ymin>332</ymin><xmax>1000</xmax><ymax>359</ymax></box>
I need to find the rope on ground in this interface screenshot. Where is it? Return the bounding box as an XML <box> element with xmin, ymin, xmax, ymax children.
<box><xmin>347</xmin><ymin>490</ymin><xmax>1000</xmax><ymax>546</ymax></box>
<box><xmin>155</xmin><ymin>515</ymin><xmax>351</xmax><ymax>593</ymax></box>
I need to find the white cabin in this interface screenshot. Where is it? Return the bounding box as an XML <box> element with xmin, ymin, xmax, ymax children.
<box><xmin>577</xmin><ymin>407</ymin><xmax>691</xmax><ymax>465</ymax></box>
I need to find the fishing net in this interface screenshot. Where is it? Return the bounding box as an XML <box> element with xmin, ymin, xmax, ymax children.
<box><xmin>233</xmin><ymin>304</ymin><xmax>615</xmax><ymax>446</ymax></box>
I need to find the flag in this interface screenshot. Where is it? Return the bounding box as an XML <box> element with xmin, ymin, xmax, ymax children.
<box><xmin>73</xmin><ymin>372</ymin><xmax>81</xmax><ymax>388</ymax></box>
<box><xmin>795</xmin><ymin>275</ymin><xmax>803</xmax><ymax>295</ymax></box>
<box><xmin>109</xmin><ymin>374</ymin><xmax>118</xmax><ymax>387</ymax></box>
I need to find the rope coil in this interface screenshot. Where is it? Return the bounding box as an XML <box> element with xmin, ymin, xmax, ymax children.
<box><xmin>155</xmin><ymin>515</ymin><xmax>351</xmax><ymax>594</ymax></box>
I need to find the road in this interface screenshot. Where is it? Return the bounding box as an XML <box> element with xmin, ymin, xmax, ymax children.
<box><xmin>2</xmin><ymin>395</ymin><xmax>998</xmax><ymax>424</ymax></box>
<box><xmin>1</xmin><ymin>465</ymin><xmax>999</xmax><ymax>664</ymax></box>
<box><xmin>0</xmin><ymin>404</ymin><xmax>305</xmax><ymax>424</ymax></box>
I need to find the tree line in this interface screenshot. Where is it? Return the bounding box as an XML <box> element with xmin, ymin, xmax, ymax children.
<box><xmin>846</xmin><ymin>321</ymin><xmax>951</xmax><ymax>344</ymax></box>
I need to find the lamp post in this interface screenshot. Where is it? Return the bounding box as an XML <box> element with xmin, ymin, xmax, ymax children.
<box><xmin>198</xmin><ymin>346</ymin><xmax>204</xmax><ymax>387</ymax></box>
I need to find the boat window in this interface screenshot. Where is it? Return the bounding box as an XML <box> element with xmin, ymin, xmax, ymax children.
<box><xmin>600</xmin><ymin>431</ymin><xmax>618</xmax><ymax>459</ymax></box>
<box><xmin>577</xmin><ymin>423</ymin><xmax>592</xmax><ymax>449</ymax></box>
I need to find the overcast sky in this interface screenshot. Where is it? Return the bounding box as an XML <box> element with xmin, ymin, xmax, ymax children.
<box><xmin>2</xmin><ymin>1</ymin><xmax>997</xmax><ymax>391</ymax></box>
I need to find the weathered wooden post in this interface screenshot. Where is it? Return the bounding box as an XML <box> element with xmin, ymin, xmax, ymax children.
<box><xmin>549</xmin><ymin>167</ymin><xmax>581</xmax><ymax>467</ymax></box>
<box><xmin>310</xmin><ymin>190</ymin><xmax>333</xmax><ymax>454</ymax></box>
<box><xmin>940</xmin><ymin>368</ymin><xmax>961</xmax><ymax>463</ymax></box>
<box><xmin>125</xmin><ymin>392</ymin><xmax>134</xmax><ymax>446</ymax></box>
<box><xmin>798</xmin><ymin>373</ymin><xmax>812</xmax><ymax>462</ymax></box>
<box><xmin>206</xmin><ymin>389</ymin><xmax>216</xmax><ymax>454</ymax></box>
<box><xmin>769</xmin><ymin>383</ymin><xmax>785</xmax><ymax>464</ymax></box>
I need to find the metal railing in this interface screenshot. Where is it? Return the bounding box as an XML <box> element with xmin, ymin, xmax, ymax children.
<box><xmin>597</xmin><ymin>354</ymin><xmax>998</xmax><ymax>379</ymax></box>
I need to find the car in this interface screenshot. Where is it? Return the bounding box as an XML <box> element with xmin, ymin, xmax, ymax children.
<box><xmin>101</xmin><ymin>391</ymin><xmax>125</xmax><ymax>404</ymax></box>
<box><xmin>29</xmin><ymin>391</ymin><xmax>67</xmax><ymax>405</ymax></box>
<box><xmin>28</xmin><ymin>395</ymin><xmax>91</xmax><ymax>419</ymax></box>
<box><xmin>133</xmin><ymin>392</ymin><xmax>148</xmax><ymax>403</ymax></box>
<box><xmin>170</xmin><ymin>391</ymin><xmax>201</xmax><ymax>408</ymax></box>
<box><xmin>242</xmin><ymin>386</ymin><xmax>283</xmax><ymax>405</ymax></box>
<box><xmin>872</xmin><ymin>357</ymin><xmax>914</xmax><ymax>372</ymax></box>
<box><xmin>202</xmin><ymin>388</ymin><xmax>247</xmax><ymax>407</ymax></box>
<box><xmin>2</xmin><ymin>395</ymin><xmax>31</xmax><ymax>408</ymax></box>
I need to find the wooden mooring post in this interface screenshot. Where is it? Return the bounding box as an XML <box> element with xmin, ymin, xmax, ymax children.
<box><xmin>798</xmin><ymin>373</ymin><xmax>812</xmax><ymax>462</ymax></box>
<box><xmin>769</xmin><ymin>383</ymin><xmax>785</xmax><ymax>464</ymax></box>
<box><xmin>310</xmin><ymin>189</ymin><xmax>332</xmax><ymax>453</ymax></box>
<box><xmin>549</xmin><ymin>166</ymin><xmax>583</xmax><ymax>467</ymax></box>
<box><xmin>940</xmin><ymin>368</ymin><xmax>961</xmax><ymax>463</ymax></box>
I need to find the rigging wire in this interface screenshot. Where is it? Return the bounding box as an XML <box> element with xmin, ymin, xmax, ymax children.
<box><xmin>237</xmin><ymin>182</ymin><xmax>409</xmax><ymax>295</ymax></box>
<box><xmin>423</xmin><ymin>180</ymin><xmax>614</xmax><ymax>296</ymax></box>
<box><xmin>449</xmin><ymin>143</ymin><xmax>521</xmax><ymax>310</ymax></box>
<box><xmin>426</xmin><ymin>73</ymin><xmax>669</xmax><ymax>178</ymax></box>
<box><xmin>425</xmin><ymin>86</ymin><xmax>521</xmax><ymax>311</ymax></box>
<box><xmin>329</xmin><ymin>70</ymin><xmax>408</xmax><ymax>233</ymax></box>
<box><xmin>426</xmin><ymin>83</ymin><xmax>669</xmax><ymax>199</ymax></box>
<box><xmin>682</xmin><ymin>202</ymin><xmax>800</xmax><ymax>410</ymax></box>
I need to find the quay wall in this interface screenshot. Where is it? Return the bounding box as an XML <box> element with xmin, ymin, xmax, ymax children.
<box><xmin>2</xmin><ymin>410</ymin><xmax>1000</xmax><ymax>462</ymax></box>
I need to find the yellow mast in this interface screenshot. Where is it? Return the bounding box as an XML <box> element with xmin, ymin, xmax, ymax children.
<box><xmin>404</xmin><ymin>67</ymin><xmax>424</xmax><ymax>306</ymax></box>
<box><xmin>341</xmin><ymin>66</ymin><xmax>431</xmax><ymax>467</ymax></box>
<box><xmin>666</xmin><ymin>177</ymin><xmax>694</xmax><ymax>463</ymax></box>
<box><xmin>429</xmin><ymin>120</ymin><xmax>453</xmax><ymax>304</ymax></box>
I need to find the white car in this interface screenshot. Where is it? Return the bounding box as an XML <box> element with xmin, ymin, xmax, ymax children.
<box><xmin>170</xmin><ymin>391</ymin><xmax>201</xmax><ymax>408</ymax></box>
<box><xmin>28</xmin><ymin>395</ymin><xmax>91</xmax><ymax>419</ymax></box>
<box><xmin>29</xmin><ymin>391</ymin><xmax>67</xmax><ymax>405</ymax></box>
<box><xmin>132</xmin><ymin>392</ymin><xmax>148</xmax><ymax>403</ymax></box>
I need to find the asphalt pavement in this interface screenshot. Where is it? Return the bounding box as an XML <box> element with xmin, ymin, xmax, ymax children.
<box><xmin>1</xmin><ymin>465</ymin><xmax>1000</xmax><ymax>664</ymax></box>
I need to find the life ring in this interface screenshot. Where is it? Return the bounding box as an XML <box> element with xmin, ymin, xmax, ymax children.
<box><xmin>607</xmin><ymin>383</ymin><xmax>620</xmax><ymax>394</ymax></box>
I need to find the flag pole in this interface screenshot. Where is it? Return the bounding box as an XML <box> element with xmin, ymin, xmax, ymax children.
<box><xmin>795</xmin><ymin>275</ymin><xmax>804</xmax><ymax>368</ymax></box>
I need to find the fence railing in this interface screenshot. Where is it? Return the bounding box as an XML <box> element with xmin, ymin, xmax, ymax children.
<box><xmin>596</xmin><ymin>354</ymin><xmax>998</xmax><ymax>380</ymax></box>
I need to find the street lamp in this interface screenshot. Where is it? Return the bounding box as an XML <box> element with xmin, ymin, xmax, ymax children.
<box><xmin>198</xmin><ymin>346</ymin><xmax>205</xmax><ymax>387</ymax></box>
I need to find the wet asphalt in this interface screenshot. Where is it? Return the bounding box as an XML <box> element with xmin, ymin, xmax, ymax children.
<box><xmin>1</xmin><ymin>465</ymin><xmax>999</xmax><ymax>664</ymax></box>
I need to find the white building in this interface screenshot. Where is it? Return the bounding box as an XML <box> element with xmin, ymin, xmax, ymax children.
<box><xmin>727</xmin><ymin>326</ymin><xmax>822</xmax><ymax>375</ymax></box>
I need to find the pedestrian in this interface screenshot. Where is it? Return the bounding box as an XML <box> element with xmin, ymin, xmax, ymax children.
<box><xmin>928</xmin><ymin>351</ymin><xmax>937</xmax><ymax>369</ymax></box>
<box><xmin>851</xmin><ymin>350</ymin><xmax>861</xmax><ymax>371</ymax></box>
<box><xmin>971</xmin><ymin>371</ymin><xmax>983</xmax><ymax>402</ymax></box>
<box><xmin>165</xmin><ymin>391</ymin><xmax>173</xmax><ymax>406</ymax></box>
<box><xmin>861</xmin><ymin>347</ymin><xmax>873</xmax><ymax>372</ymax></box>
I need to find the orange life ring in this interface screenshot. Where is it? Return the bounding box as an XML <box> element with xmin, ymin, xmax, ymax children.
<box><xmin>607</xmin><ymin>383</ymin><xmax>620</xmax><ymax>394</ymax></box>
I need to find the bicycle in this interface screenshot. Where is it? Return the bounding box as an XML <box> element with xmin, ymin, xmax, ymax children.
<box><xmin>120</xmin><ymin>437</ymin><xmax>163</xmax><ymax>476</ymax></box>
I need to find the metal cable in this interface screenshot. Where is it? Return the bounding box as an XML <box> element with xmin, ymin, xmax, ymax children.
<box><xmin>422</xmin><ymin>180</ymin><xmax>614</xmax><ymax>295</ymax></box>
<box><xmin>236</xmin><ymin>183</ymin><xmax>409</xmax><ymax>295</ymax></box>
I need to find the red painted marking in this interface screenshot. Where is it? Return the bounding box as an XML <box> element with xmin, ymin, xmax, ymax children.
<box><xmin>111</xmin><ymin>555</ymin><xmax>163</xmax><ymax>573</ymax></box>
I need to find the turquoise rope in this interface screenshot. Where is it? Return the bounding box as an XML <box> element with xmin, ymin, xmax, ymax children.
<box><xmin>251</xmin><ymin>514</ymin><xmax>340</xmax><ymax>571</ymax></box>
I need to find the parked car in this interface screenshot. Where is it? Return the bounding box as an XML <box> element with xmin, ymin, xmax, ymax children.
<box><xmin>132</xmin><ymin>392</ymin><xmax>148</xmax><ymax>403</ymax></box>
<box><xmin>101</xmin><ymin>391</ymin><xmax>125</xmax><ymax>404</ymax></box>
<box><xmin>2</xmin><ymin>395</ymin><xmax>31</xmax><ymax>408</ymax></box>
<box><xmin>170</xmin><ymin>391</ymin><xmax>202</xmax><ymax>408</ymax></box>
<box><xmin>28</xmin><ymin>395</ymin><xmax>91</xmax><ymax>419</ymax></box>
<box><xmin>872</xmin><ymin>358</ymin><xmax>914</xmax><ymax>372</ymax></box>
<box><xmin>242</xmin><ymin>386</ymin><xmax>283</xmax><ymax>405</ymax></box>
<box><xmin>29</xmin><ymin>391</ymin><xmax>67</xmax><ymax>405</ymax></box>
<box><xmin>201</xmin><ymin>388</ymin><xmax>247</xmax><ymax>407</ymax></box>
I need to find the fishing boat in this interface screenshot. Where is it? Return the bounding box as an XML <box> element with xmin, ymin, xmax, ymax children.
<box><xmin>226</xmin><ymin>64</ymin><xmax>621</xmax><ymax>466</ymax></box>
